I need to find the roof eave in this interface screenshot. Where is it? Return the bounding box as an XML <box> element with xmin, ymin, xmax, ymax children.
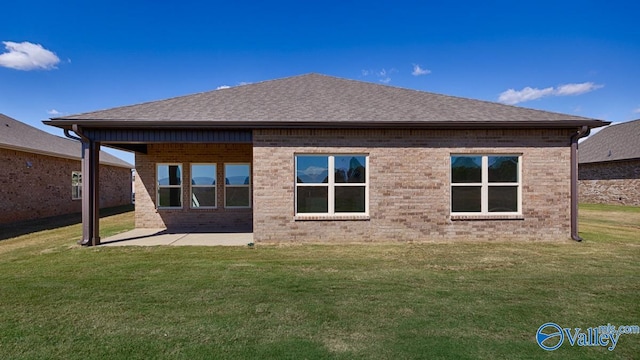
<box><xmin>44</xmin><ymin>119</ymin><xmax>611</xmax><ymax>130</ymax></box>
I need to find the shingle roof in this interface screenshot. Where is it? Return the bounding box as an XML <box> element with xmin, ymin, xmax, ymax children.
<box><xmin>579</xmin><ymin>119</ymin><xmax>640</xmax><ymax>164</ymax></box>
<box><xmin>0</xmin><ymin>114</ymin><xmax>133</xmax><ymax>168</ymax></box>
<box><xmin>48</xmin><ymin>73</ymin><xmax>607</xmax><ymax>129</ymax></box>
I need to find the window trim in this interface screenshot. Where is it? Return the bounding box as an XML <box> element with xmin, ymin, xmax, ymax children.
<box><xmin>294</xmin><ymin>154</ymin><xmax>370</xmax><ymax>218</ymax></box>
<box><xmin>190</xmin><ymin>163</ymin><xmax>217</xmax><ymax>209</ymax></box>
<box><xmin>224</xmin><ymin>163</ymin><xmax>252</xmax><ymax>209</ymax></box>
<box><xmin>71</xmin><ymin>171</ymin><xmax>82</xmax><ymax>200</ymax></box>
<box><xmin>157</xmin><ymin>163</ymin><xmax>183</xmax><ymax>209</ymax></box>
<box><xmin>450</xmin><ymin>154</ymin><xmax>522</xmax><ymax>217</ymax></box>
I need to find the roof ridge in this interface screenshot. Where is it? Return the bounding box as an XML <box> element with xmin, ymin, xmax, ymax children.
<box><xmin>602</xmin><ymin>118</ymin><xmax>640</xmax><ymax>128</ymax></box>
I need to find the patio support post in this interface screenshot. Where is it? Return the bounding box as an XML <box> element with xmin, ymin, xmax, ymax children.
<box><xmin>79</xmin><ymin>138</ymin><xmax>101</xmax><ymax>246</ymax></box>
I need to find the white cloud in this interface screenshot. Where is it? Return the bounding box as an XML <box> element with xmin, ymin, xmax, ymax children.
<box><xmin>361</xmin><ymin>68</ymin><xmax>397</xmax><ymax>83</ymax></box>
<box><xmin>498</xmin><ymin>82</ymin><xmax>603</xmax><ymax>105</ymax></box>
<box><xmin>555</xmin><ymin>82</ymin><xmax>603</xmax><ymax>96</ymax></box>
<box><xmin>411</xmin><ymin>64</ymin><xmax>431</xmax><ymax>76</ymax></box>
<box><xmin>47</xmin><ymin>109</ymin><xmax>61</xmax><ymax>115</ymax></box>
<box><xmin>0</xmin><ymin>41</ymin><xmax>60</xmax><ymax>71</ymax></box>
<box><xmin>498</xmin><ymin>86</ymin><xmax>555</xmax><ymax>105</ymax></box>
<box><xmin>631</xmin><ymin>107</ymin><xmax>640</xmax><ymax>114</ymax></box>
<box><xmin>216</xmin><ymin>81</ymin><xmax>250</xmax><ymax>90</ymax></box>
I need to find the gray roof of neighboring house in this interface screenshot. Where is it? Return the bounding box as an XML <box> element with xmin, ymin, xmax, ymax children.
<box><xmin>579</xmin><ymin>119</ymin><xmax>640</xmax><ymax>164</ymax></box>
<box><xmin>47</xmin><ymin>73</ymin><xmax>608</xmax><ymax>129</ymax></box>
<box><xmin>0</xmin><ymin>114</ymin><xmax>133</xmax><ymax>168</ymax></box>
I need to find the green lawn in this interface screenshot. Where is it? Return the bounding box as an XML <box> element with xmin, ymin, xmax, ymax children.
<box><xmin>0</xmin><ymin>205</ymin><xmax>638</xmax><ymax>359</ymax></box>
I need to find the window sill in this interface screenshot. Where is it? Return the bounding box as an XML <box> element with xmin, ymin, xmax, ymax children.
<box><xmin>450</xmin><ymin>214</ymin><xmax>524</xmax><ymax>221</ymax></box>
<box><xmin>295</xmin><ymin>214</ymin><xmax>370</xmax><ymax>221</ymax></box>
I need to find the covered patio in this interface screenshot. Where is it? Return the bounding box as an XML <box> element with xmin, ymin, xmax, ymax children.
<box><xmin>38</xmin><ymin>125</ymin><xmax>254</xmax><ymax>246</ymax></box>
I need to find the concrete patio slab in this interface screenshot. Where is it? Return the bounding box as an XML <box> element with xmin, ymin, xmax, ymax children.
<box><xmin>172</xmin><ymin>232</ymin><xmax>254</xmax><ymax>246</ymax></box>
<box><xmin>101</xmin><ymin>229</ymin><xmax>253</xmax><ymax>247</ymax></box>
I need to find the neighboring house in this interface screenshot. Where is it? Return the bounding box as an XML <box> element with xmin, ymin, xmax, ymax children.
<box><xmin>579</xmin><ymin>119</ymin><xmax>640</xmax><ymax>206</ymax></box>
<box><xmin>0</xmin><ymin>114</ymin><xmax>133</xmax><ymax>225</ymax></box>
<box><xmin>45</xmin><ymin>74</ymin><xmax>608</xmax><ymax>245</ymax></box>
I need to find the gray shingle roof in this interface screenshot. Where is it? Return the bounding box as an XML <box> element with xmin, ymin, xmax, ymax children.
<box><xmin>579</xmin><ymin>119</ymin><xmax>640</xmax><ymax>163</ymax></box>
<box><xmin>0</xmin><ymin>114</ymin><xmax>133</xmax><ymax>168</ymax></box>
<box><xmin>49</xmin><ymin>73</ymin><xmax>607</xmax><ymax>129</ymax></box>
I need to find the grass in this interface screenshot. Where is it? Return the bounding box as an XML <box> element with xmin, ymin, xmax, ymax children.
<box><xmin>0</xmin><ymin>205</ymin><xmax>638</xmax><ymax>359</ymax></box>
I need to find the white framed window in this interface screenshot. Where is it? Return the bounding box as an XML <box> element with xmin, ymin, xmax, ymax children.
<box><xmin>71</xmin><ymin>171</ymin><xmax>82</xmax><ymax>200</ymax></box>
<box><xmin>295</xmin><ymin>154</ymin><xmax>369</xmax><ymax>215</ymax></box>
<box><xmin>191</xmin><ymin>163</ymin><xmax>217</xmax><ymax>208</ymax></box>
<box><xmin>450</xmin><ymin>154</ymin><xmax>522</xmax><ymax>215</ymax></box>
<box><xmin>224</xmin><ymin>163</ymin><xmax>251</xmax><ymax>208</ymax></box>
<box><xmin>157</xmin><ymin>164</ymin><xmax>183</xmax><ymax>209</ymax></box>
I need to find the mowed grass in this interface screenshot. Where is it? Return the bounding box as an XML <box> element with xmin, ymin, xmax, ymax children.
<box><xmin>0</xmin><ymin>205</ymin><xmax>638</xmax><ymax>359</ymax></box>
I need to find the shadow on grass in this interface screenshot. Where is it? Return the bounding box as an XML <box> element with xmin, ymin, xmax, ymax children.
<box><xmin>0</xmin><ymin>204</ymin><xmax>134</xmax><ymax>241</ymax></box>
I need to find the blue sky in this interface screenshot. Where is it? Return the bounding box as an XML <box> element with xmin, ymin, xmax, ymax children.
<box><xmin>1</xmin><ymin>0</ymin><xmax>638</xmax><ymax>164</ymax></box>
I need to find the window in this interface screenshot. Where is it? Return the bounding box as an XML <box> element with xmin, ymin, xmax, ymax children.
<box><xmin>225</xmin><ymin>164</ymin><xmax>251</xmax><ymax>208</ymax></box>
<box><xmin>191</xmin><ymin>164</ymin><xmax>217</xmax><ymax>208</ymax></box>
<box><xmin>451</xmin><ymin>155</ymin><xmax>521</xmax><ymax>214</ymax></box>
<box><xmin>71</xmin><ymin>171</ymin><xmax>82</xmax><ymax>200</ymax></box>
<box><xmin>295</xmin><ymin>154</ymin><xmax>368</xmax><ymax>215</ymax></box>
<box><xmin>157</xmin><ymin>164</ymin><xmax>182</xmax><ymax>208</ymax></box>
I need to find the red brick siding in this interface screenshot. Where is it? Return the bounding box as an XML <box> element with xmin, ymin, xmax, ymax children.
<box><xmin>99</xmin><ymin>162</ymin><xmax>133</xmax><ymax>208</ymax></box>
<box><xmin>0</xmin><ymin>148</ymin><xmax>131</xmax><ymax>224</ymax></box>
<box><xmin>579</xmin><ymin>159</ymin><xmax>640</xmax><ymax>206</ymax></box>
<box><xmin>134</xmin><ymin>143</ymin><xmax>253</xmax><ymax>231</ymax></box>
<box><xmin>253</xmin><ymin>129</ymin><xmax>573</xmax><ymax>242</ymax></box>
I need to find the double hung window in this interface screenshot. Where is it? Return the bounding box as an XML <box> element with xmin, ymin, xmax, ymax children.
<box><xmin>71</xmin><ymin>171</ymin><xmax>82</xmax><ymax>200</ymax></box>
<box><xmin>225</xmin><ymin>164</ymin><xmax>251</xmax><ymax>208</ymax></box>
<box><xmin>157</xmin><ymin>164</ymin><xmax>182</xmax><ymax>208</ymax></box>
<box><xmin>295</xmin><ymin>154</ymin><xmax>368</xmax><ymax>215</ymax></box>
<box><xmin>191</xmin><ymin>164</ymin><xmax>217</xmax><ymax>208</ymax></box>
<box><xmin>451</xmin><ymin>155</ymin><xmax>521</xmax><ymax>214</ymax></box>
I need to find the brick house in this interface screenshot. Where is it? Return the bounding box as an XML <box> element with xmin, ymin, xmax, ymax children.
<box><xmin>0</xmin><ymin>114</ymin><xmax>133</xmax><ymax>225</ymax></box>
<box><xmin>579</xmin><ymin>119</ymin><xmax>640</xmax><ymax>205</ymax></box>
<box><xmin>45</xmin><ymin>74</ymin><xmax>608</xmax><ymax>245</ymax></box>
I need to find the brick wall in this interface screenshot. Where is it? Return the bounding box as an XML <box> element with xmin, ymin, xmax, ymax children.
<box><xmin>99</xmin><ymin>162</ymin><xmax>133</xmax><ymax>208</ymax></box>
<box><xmin>579</xmin><ymin>159</ymin><xmax>640</xmax><ymax>206</ymax></box>
<box><xmin>253</xmin><ymin>128</ymin><xmax>574</xmax><ymax>242</ymax></box>
<box><xmin>134</xmin><ymin>143</ymin><xmax>253</xmax><ymax>231</ymax></box>
<box><xmin>0</xmin><ymin>148</ymin><xmax>132</xmax><ymax>224</ymax></box>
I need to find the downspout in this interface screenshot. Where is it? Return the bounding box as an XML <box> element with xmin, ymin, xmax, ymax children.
<box><xmin>570</xmin><ymin>125</ymin><xmax>590</xmax><ymax>241</ymax></box>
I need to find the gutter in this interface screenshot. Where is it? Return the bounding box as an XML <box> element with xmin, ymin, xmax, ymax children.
<box><xmin>570</xmin><ymin>125</ymin><xmax>590</xmax><ymax>241</ymax></box>
<box><xmin>45</xmin><ymin>119</ymin><xmax>611</xmax><ymax>130</ymax></box>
